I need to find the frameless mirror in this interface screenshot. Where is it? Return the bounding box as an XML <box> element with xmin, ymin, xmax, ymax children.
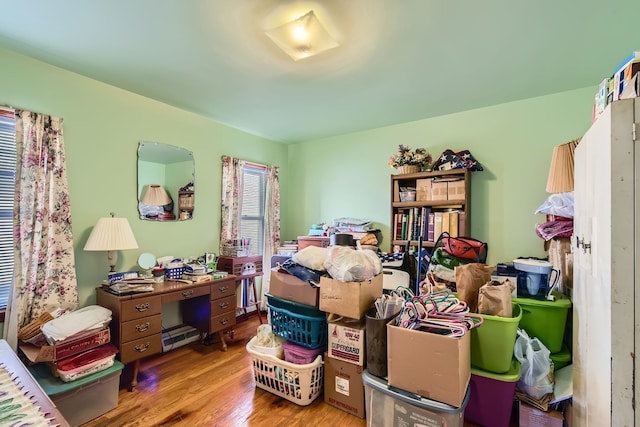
<box><xmin>137</xmin><ymin>142</ymin><xmax>194</xmax><ymax>221</ymax></box>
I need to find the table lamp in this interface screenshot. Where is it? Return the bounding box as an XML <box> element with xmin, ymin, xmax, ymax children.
<box><xmin>84</xmin><ymin>212</ymin><xmax>138</xmax><ymax>272</ymax></box>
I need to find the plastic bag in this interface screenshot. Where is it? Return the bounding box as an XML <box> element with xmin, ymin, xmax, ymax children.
<box><xmin>535</xmin><ymin>192</ymin><xmax>574</xmax><ymax>218</ymax></box>
<box><xmin>514</xmin><ymin>329</ymin><xmax>554</xmax><ymax>399</ymax></box>
<box><xmin>324</xmin><ymin>245</ymin><xmax>383</xmax><ymax>282</ymax></box>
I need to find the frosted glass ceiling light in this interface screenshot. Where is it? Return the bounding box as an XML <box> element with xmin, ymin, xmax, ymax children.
<box><xmin>265</xmin><ymin>10</ymin><xmax>339</xmax><ymax>61</ymax></box>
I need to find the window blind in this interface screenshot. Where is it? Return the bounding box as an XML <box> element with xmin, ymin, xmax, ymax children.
<box><xmin>0</xmin><ymin>108</ymin><xmax>16</xmax><ymax>310</ymax></box>
<box><xmin>241</xmin><ymin>164</ymin><xmax>265</xmax><ymax>256</ymax></box>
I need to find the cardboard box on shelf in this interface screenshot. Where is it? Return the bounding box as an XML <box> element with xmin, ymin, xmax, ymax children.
<box><xmin>268</xmin><ymin>269</ymin><xmax>319</xmax><ymax>307</ymax></box>
<box><xmin>447</xmin><ymin>179</ymin><xmax>465</xmax><ymax>200</ymax></box>
<box><xmin>327</xmin><ymin>314</ymin><xmax>366</xmax><ymax>366</ymax></box>
<box><xmin>431</xmin><ymin>181</ymin><xmax>448</xmax><ymax>201</ymax></box>
<box><xmin>19</xmin><ymin>328</ymin><xmax>111</xmax><ymax>363</ymax></box>
<box><xmin>387</xmin><ymin>318</ymin><xmax>470</xmax><ymax>407</ymax></box>
<box><xmin>319</xmin><ymin>274</ymin><xmax>383</xmax><ymax>320</ymax></box>
<box><xmin>324</xmin><ymin>353</ymin><xmax>365</xmax><ymax>419</ymax></box>
<box><xmin>416</xmin><ymin>178</ymin><xmax>432</xmax><ymax>201</ymax></box>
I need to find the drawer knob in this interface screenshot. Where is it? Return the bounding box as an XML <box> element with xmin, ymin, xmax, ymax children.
<box><xmin>219</xmin><ymin>317</ymin><xmax>229</xmax><ymax>325</ymax></box>
<box><xmin>136</xmin><ymin>322</ymin><xmax>150</xmax><ymax>332</ymax></box>
<box><xmin>135</xmin><ymin>303</ymin><xmax>150</xmax><ymax>312</ymax></box>
<box><xmin>135</xmin><ymin>342</ymin><xmax>150</xmax><ymax>352</ymax></box>
<box><xmin>219</xmin><ymin>302</ymin><xmax>229</xmax><ymax>309</ymax></box>
<box><xmin>219</xmin><ymin>286</ymin><xmax>229</xmax><ymax>293</ymax></box>
<box><xmin>182</xmin><ymin>290</ymin><xmax>194</xmax><ymax>298</ymax></box>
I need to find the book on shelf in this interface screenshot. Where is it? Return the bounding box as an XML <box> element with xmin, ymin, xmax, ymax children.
<box><xmin>427</xmin><ymin>211</ymin><xmax>435</xmax><ymax>242</ymax></box>
<box><xmin>434</xmin><ymin>212</ymin><xmax>443</xmax><ymax>242</ymax></box>
<box><xmin>441</xmin><ymin>211</ymin><xmax>451</xmax><ymax>235</ymax></box>
<box><xmin>449</xmin><ymin>210</ymin><xmax>459</xmax><ymax>237</ymax></box>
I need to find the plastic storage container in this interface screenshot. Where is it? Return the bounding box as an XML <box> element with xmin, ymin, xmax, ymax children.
<box><xmin>246</xmin><ymin>336</ymin><xmax>323</xmax><ymax>406</ymax></box>
<box><xmin>465</xmin><ymin>359</ymin><xmax>521</xmax><ymax>427</ymax></box>
<box><xmin>513</xmin><ymin>294</ymin><xmax>571</xmax><ymax>353</ymax></box>
<box><xmin>29</xmin><ymin>360</ymin><xmax>124</xmax><ymax>427</ymax></box>
<box><xmin>362</xmin><ymin>370</ymin><xmax>468</xmax><ymax>427</ymax></box>
<box><xmin>470</xmin><ymin>303</ymin><xmax>522</xmax><ymax>373</ymax></box>
<box><xmin>266</xmin><ymin>293</ymin><xmax>327</xmax><ymax>349</ymax></box>
<box><xmin>281</xmin><ymin>340</ymin><xmax>325</xmax><ymax>364</ymax></box>
<box><xmin>550</xmin><ymin>344</ymin><xmax>572</xmax><ymax>370</ymax></box>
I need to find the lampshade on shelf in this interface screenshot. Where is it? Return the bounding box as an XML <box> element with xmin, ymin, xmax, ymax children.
<box><xmin>84</xmin><ymin>213</ymin><xmax>138</xmax><ymax>272</ymax></box>
<box><xmin>265</xmin><ymin>10</ymin><xmax>339</xmax><ymax>61</ymax></box>
<box><xmin>546</xmin><ymin>138</ymin><xmax>580</xmax><ymax>193</ymax></box>
<box><xmin>142</xmin><ymin>184</ymin><xmax>171</xmax><ymax>206</ymax></box>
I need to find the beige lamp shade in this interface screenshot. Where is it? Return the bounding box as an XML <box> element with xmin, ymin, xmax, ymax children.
<box><xmin>142</xmin><ymin>184</ymin><xmax>172</xmax><ymax>206</ymax></box>
<box><xmin>84</xmin><ymin>213</ymin><xmax>138</xmax><ymax>272</ymax></box>
<box><xmin>546</xmin><ymin>138</ymin><xmax>580</xmax><ymax>193</ymax></box>
<box><xmin>265</xmin><ymin>10</ymin><xmax>339</xmax><ymax>61</ymax></box>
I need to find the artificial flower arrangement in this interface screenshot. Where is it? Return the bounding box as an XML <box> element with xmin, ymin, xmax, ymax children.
<box><xmin>388</xmin><ymin>145</ymin><xmax>433</xmax><ymax>170</ymax></box>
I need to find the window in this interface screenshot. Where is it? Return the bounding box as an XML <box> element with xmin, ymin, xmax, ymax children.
<box><xmin>0</xmin><ymin>108</ymin><xmax>16</xmax><ymax>312</ymax></box>
<box><xmin>240</xmin><ymin>164</ymin><xmax>266</xmax><ymax>256</ymax></box>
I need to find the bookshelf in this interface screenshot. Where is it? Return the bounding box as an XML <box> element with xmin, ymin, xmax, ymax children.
<box><xmin>390</xmin><ymin>169</ymin><xmax>470</xmax><ymax>251</ymax></box>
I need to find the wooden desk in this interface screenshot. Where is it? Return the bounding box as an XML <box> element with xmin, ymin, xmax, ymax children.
<box><xmin>96</xmin><ymin>276</ymin><xmax>236</xmax><ymax>389</ymax></box>
<box><xmin>0</xmin><ymin>339</ymin><xmax>70</xmax><ymax>426</ymax></box>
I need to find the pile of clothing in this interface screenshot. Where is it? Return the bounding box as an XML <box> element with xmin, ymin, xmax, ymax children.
<box><xmin>18</xmin><ymin>305</ymin><xmax>117</xmax><ymax>382</ymax></box>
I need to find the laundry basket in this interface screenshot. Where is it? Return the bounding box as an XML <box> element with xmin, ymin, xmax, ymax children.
<box><xmin>246</xmin><ymin>336</ymin><xmax>323</xmax><ymax>406</ymax></box>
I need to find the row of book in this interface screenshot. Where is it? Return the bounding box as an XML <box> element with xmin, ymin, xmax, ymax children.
<box><xmin>393</xmin><ymin>207</ymin><xmax>466</xmax><ymax>242</ymax></box>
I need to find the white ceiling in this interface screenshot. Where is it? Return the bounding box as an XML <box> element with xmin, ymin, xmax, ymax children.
<box><xmin>1</xmin><ymin>0</ymin><xmax>639</xmax><ymax>143</ymax></box>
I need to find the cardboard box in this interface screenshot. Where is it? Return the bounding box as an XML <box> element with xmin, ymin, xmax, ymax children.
<box><xmin>387</xmin><ymin>319</ymin><xmax>470</xmax><ymax>407</ymax></box>
<box><xmin>431</xmin><ymin>181</ymin><xmax>448</xmax><ymax>201</ymax></box>
<box><xmin>328</xmin><ymin>314</ymin><xmax>366</xmax><ymax>366</ymax></box>
<box><xmin>324</xmin><ymin>353</ymin><xmax>365</xmax><ymax>419</ymax></box>
<box><xmin>519</xmin><ymin>402</ymin><xmax>564</xmax><ymax>427</ymax></box>
<box><xmin>319</xmin><ymin>274</ymin><xmax>383</xmax><ymax>319</ymax></box>
<box><xmin>447</xmin><ymin>179</ymin><xmax>465</xmax><ymax>200</ymax></box>
<box><xmin>416</xmin><ymin>178</ymin><xmax>432</xmax><ymax>201</ymax></box>
<box><xmin>268</xmin><ymin>269</ymin><xmax>319</xmax><ymax>307</ymax></box>
<box><xmin>20</xmin><ymin>328</ymin><xmax>111</xmax><ymax>363</ymax></box>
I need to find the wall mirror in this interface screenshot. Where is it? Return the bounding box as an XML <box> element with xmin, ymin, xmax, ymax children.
<box><xmin>137</xmin><ymin>141</ymin><xmax>195</xmax><ymax>221</ymax></box>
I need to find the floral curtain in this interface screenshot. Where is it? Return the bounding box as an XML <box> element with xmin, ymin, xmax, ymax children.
<box><xmin>220</xmin><ymin>155</ymin><xmax>244</xmax><ymax>242</ymax></box>
<box><xmin>4</xmin><ymin>110</ymin><xmax>79</xmax><ymax>350</ymax></box>
<box><xmin>260</xmin><ymin>165</ymin><xmax>280</xmax><ymax>309</ymax></box>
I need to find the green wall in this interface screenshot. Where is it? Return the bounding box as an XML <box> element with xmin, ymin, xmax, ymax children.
<box><xmin>0</xmin><ymin>46</ymin><xmax>288</xmax><ymax>308</ymax></box>
<box><xmin>1</xmin><ymin>44</ymin><xmax>596</xmax><ymax>313</ymax></box>
<box><xmin>285</xmin><ymin>87</ymin><xmax>596</xmax><ymax>264</ymax></box>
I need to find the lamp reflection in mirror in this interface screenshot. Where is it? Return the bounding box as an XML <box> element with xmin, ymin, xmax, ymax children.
<box><xmin>142</xmin><ymin>184</ymin><xmax>171</xmax><ymax>206</ymax></box>
<box><xmin>265</xmin><ymin>10</ymin><xmax>339</xmax><ymax>61</ymax></box>
<box><xmin>84</xmin><ymin>213</ymin><xmax>138</xmax><ymax>272</ymax></box>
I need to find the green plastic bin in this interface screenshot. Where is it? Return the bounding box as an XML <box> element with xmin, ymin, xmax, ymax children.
<box><xmin>513</xmin><ymin>294</ymin><xmax>571</xmax><ymax>353</ymax></box>
<box><xmin>550</xmin><ymin>344</ymin><xmax>572</xmax><ymax>370</ymax></box>
<box><xmin>470</xmin><ymin>303</ymin><xmax>522</xmax><ymax>374</ymax></box>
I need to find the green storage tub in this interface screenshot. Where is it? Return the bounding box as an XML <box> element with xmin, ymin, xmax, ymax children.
<box><xmin>470</xmin><ymin>303</ymin><xmax>522</xmax><ymax>374</ymax></box>
<box><xmin>513</xmin><ymin>294</ymin><xmax>571</xmax><ymax>353</ymax></box>
<box><xmin>550</xmin><ymin>344</ymin><xmax>572</xmax><ymax>370</ymax></box>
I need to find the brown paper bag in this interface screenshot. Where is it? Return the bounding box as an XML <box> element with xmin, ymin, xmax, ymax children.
<box><xmin>455</xmin><ymin>263</ymin><xmax>494</xmax><ymax>312</ymax></box>
<box><xmin>478</xmin><ymin>280</ymin><xmax>515</xmax><ymax>317</ymax></box>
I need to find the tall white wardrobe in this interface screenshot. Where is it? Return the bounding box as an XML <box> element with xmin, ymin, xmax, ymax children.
<box><xmin>573</xmin><ymin>97</ymin><xmax>639</xmax><ymax>425</ymax></box>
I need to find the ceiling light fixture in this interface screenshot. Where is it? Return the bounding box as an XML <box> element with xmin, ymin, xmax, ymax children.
<box><xmin>265</xmin><ymin>10</ymin><xmax>339</xmax><ymax>61</ymax></box>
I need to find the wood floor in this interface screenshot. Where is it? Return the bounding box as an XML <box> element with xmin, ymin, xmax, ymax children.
<box><xmin>80</xmin><ymin>314</ymin><xmax>502</xmax><ymax>427</ymax></box>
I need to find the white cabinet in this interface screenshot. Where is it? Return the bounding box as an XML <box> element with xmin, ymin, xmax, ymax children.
<box><xmin>573</xmin><ymin>97</ymin><xmax>640</xmax><ymax>426</ymax></box>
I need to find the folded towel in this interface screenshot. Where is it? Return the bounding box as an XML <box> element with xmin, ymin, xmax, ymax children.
<box><xmin>41</xmin><ymin>305</ymin><xmax>112</xmax><ymax>342</ymax></box>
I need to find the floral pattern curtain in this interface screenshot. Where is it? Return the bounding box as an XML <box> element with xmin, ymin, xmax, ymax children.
<box><xmin>260</xmin><ymin>165</ymin><xmax>280</xmax><ymax>309</ymax></box>
<box><xmin>4</xmin><ymin>110</ymin><xmax>79</xmax><ymax>350</ymax></box>
<box><xmin>220</xmin><ymin>155</ymin><xmax>244</xmax><ymax>242</ymax></box>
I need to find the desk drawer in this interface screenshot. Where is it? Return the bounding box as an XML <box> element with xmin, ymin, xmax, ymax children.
<box><xmin>121</xmin><ymin>296</ymin><xmax>162</xmax><ymax>321</ymax></box>
<box><xmin>210</xmin><ymin>295</ymin><xmax>236</xmax><ymax>317</ymax></box>
<box><xmin>162</xmin><ymin>286</ymin><xmax>209</xmax><ymax>304</ymax></box>
<box><xmin>121</xmin><ymin>335</ymin><xmax>162</xmax><ymax>363</ymax></box>
<box><xmin>210</xmin><ymin>312</ymin><xmax>236</xmax><ymax>333</ymax></box>
<box><xmin>210</xmin><ymin>281</ymin><xmax>234</xmax><ymax>299</ymax></box>
<box><xmin>121</xmin><ymin>314</ymin><xmax>162</xmax><ymax>342</ymax></box>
